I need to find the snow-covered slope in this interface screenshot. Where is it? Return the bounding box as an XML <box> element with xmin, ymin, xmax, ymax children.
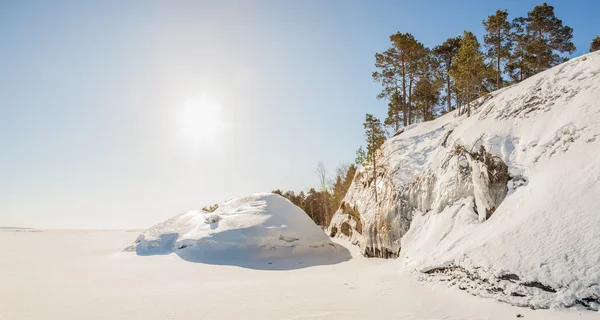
<box><xmin>329</xmin><ymin>52</ymin><xmax>600</xmax><ymax>309</ymax></box>
<box><xmin>128</xmin><ymin>193</ymin><xmax>348</xmax><ymax>268</ymax></box>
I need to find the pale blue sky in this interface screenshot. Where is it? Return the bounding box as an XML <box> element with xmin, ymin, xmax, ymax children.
<box><xmin>1</xmin><ymin>0</ymin><xmax>597</xmax><ymax>228</ymax></box>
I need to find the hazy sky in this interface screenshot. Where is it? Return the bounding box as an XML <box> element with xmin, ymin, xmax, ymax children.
<box><xmin>1</xmin><ymin>0</ymin><xmax>598</xmax><ymax>228</ymax></box>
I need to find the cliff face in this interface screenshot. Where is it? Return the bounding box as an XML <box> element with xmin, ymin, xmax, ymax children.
<box><xmin>330</xmin><ymin>124</ymin><xmax>511</xmax><ymax>258</ymax></box>
<box><xmin>328</xmin><ymin>52</ymin><xmax>600</xmax><ymax>309</ymax></box>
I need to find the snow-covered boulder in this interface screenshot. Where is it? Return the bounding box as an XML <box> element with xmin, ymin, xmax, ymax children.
<box><xmin>329</xmin><ymin>51</ymin><xmax>600</xmax><ymax>309</ymax></box>
<box><xmin>128</xmin><ymin>193</ymin><xmax>348</xmax><ymax>268</ymax></box>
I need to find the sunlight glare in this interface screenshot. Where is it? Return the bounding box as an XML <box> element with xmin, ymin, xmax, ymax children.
<box><xmin>177</xmin><ymin>94</ymin><xmax>223</xmax><ymax>147</ymax></box>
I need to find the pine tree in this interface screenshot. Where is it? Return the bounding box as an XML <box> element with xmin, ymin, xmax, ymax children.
<box><xmin>355</xmin><ymin>146</ymin><xmax>366</xmax><ymax>165</ymax></box>
<box><xmin>298</xmin><ymin>191</ymin><xmax>306</xmax><ymax>207</ymax></box>
<box><xmin>332</xmin><ymin>175</ymin><xmax>345</xmax><ymax>209</ymax></box>
<box><xmin>305</xmin><ymin>188</ymin><xmax>320</xmax><ymax>223</ymax></box>
<box><xmin>314</xmin><ymin>162</ymin><xmax>329</xmax><ymax>225</ymax></box>
<box><xmin>363</xmin><ymin>114</ymin><xmax>386</xmax><ymax>202</ymax></box>
<box><xmin>433</xmin><ymin>36</ymin><xmax>461</xmax><ymax>113</ymax></box>
<box><xmin>483</xmin><ymin>9</ymin><xmax>512</xmax><ymax>89</ymax></box>
<box><xmin>374</xmin><ymin>33</ymin><xmax>426</xmax><ymax>126</ymax></box>
<box><xmin>384</xmin><ymin>91</ymin><xmax>403</xmax><ymax>133</ymax></box>
<box><xmin>404</xmin><ymin>37</ymin><xmax>428</xmax><ymax>124</ymax></box>
<box><xmin>413</xmin><ymin>50</ymin><xmax>443</xmax><ymax>121</ymax></box>
<box><xmin>450</xmin><ymin>31</ymin><xmax>487</xmax><ymax>117</ymax></box>
<box><xmin>413</xmin><ymin>76</ymin><xmax>441</xmax><ymax>121</ymax></box>
<box><xmin>525</xmin><ymin>3</ymin><xmax>576</xmax><ymax>73</ymax></box>
<box><xmin>506</xmin><ymin>17</ymin><xmax>535</xmax><ymax>82</ymax></box>
<box><xmin>591</xmin><ymin>36</ymin><xmax>600</xmax><ymax>53</ymax></box>
<box><xmin>480</xmin><ymin>62</ymin><xmax>501</xmax><ymax>94</ymax></box>
<box><xmin>285</xmin><ymin>190</ymin><xmax>306</xmax><ymax>209</ymax></box>
<box><xmin>343</xmin><ymin>164</ymin><xmax>357</xmax><ymax>193</ymax></box>
<box><xmin>330</xmin><ymin>163</ymin><xmax>358</xmax><ymax>211</ymax></box>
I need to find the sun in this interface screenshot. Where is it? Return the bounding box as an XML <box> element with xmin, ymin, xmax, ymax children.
<box><xmin>177</xmin><ymin>94</ymin><xmax>222</xmax><ymax>146</ymax></box>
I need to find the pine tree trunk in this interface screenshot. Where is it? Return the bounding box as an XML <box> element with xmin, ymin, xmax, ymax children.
<box><xmin>446</xmin><ymin>67</ymin><xmax>451</xmax><ymax>112</ymax></box>
<box><xmin>401</xmin><ymin>55</ymin><xmax>407</xmax><ymax>127</ymax></box>
<box><xmin>497</xmin><ymin>28</ymin><xmax>501</xmax><ymax>89</ymax></box>
<box><xmin>321</xmin><ymin>192</ymin><xmax>327</xmax><ymax>226</ymax></box>
<box><xmin>467</xmin><ymin>78</ymin><xmax>471</xmax><ymax>117</ymax></box>
<box><xmin>408</xmin><ymin>77</ymin><xmax>413</xmax><ymax>124</ymax></box>
<box><xmin>456</xmin><ymin>79</ymin><xmax>461</xmax><ymax>114</ymax></box>
<box><xmin>538</xmin><ymin>30</ymin><xmax>542</xmax><ymax>72</ymax></box>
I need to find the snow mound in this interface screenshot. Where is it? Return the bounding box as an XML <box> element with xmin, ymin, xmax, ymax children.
<box><xmin>329</xmin><ymin>51</ymin><xmax>600</xmax><ymax>309</ymax></box>
<box><xmin>128</xmin><ymin>193</ymin><xmax>349</xmax><ymax>268</ymax></box>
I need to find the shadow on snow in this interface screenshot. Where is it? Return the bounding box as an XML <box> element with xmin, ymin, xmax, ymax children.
<box><xmin>133</xmin><ymin>227</ymin><xmax>352</xmax><ymax>271</ymax></box>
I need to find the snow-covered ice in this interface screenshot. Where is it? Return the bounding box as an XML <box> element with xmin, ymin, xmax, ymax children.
<box><xmin>2</xmin><ymin>228</ymin><xmax>597</xmax><ymax>320</ymax></box>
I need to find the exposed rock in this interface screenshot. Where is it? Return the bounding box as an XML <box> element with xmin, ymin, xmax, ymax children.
<box><xmin>329</xmin><ymin>226</ymin><xmax>338</xmax><ymax>237</ymax></box>
<box><xmin>499</xmin><ymin>273</ymin><xmax>520</xmax><ymax>282</ymax></box>
<box><xmin>421</xmin><ymin>265</ymin><xmax>595</xmax><ymax>310</ymax></box>
<box><xmin>329</xmin><ymin>143</ymin><xmax>509</xmax><ymax>257</ymax></box>
<box><xmin>521</xmin><ymin>281</ymin><xmax>556</xmax><ymax>293</ymax></box>
<box><xmin>328</xmin><ymin>52</ymin><xmax>600</xmax><ymax>309</ymax></box>
<box><xmin>340</xmin><ymin>222</ymin><xmax>352</xmax><ymax>237</ymax></box>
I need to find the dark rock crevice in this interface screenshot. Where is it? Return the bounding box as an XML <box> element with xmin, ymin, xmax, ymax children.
<box><xmin>364</xmin><ymin>246</ymin><xmax>399</xmax><ymax>259</ymax></box>
<box><xmin>522</xmin><ymin>281</ymin><xmax>556</xmax><ymax>293</ymax></box>
<box><xmin>424</xmin><ymin>265</ymin><xmax>599</xmax><ymax>310</ymax></box>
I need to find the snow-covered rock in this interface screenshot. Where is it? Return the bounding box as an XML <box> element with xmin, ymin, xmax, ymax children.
<box><xmin>329</xmin><ymin>51</ymin><xmax>600</xmax><ymax>309</ymax></box>
<box><xmin>128</xmin><ymin>193</ymin><xmax>347</xmax><ymax>267</ymax></box>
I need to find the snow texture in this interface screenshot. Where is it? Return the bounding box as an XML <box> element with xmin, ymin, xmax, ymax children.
<box><xmin>329</xmin><ymin>51</ymin><xmax>600</xmax><ymax>309</ymax></box>
<box><xmin>128</xmin><ymin>193</ymin><xmax>350</xmax><ymax>268</ymax></box>
<box><xmin>4</xmin><ymin>229</ymin><xmax>599</xmax><ymax>320</ymax></box>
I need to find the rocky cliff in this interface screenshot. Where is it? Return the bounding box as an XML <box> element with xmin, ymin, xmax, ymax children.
<box><xmin>329</xmin><ymin>52</ymin><xmax>600</xmax><ymax>309</ymax></box>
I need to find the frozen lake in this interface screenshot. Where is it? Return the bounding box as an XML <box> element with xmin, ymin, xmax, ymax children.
<box><xmin>0</xmin><ymin>229</ymin><xmax>594</xmax><ymax>320</ymax></box>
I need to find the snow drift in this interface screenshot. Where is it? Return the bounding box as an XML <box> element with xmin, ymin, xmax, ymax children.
<box><xmin>329</xmin><ymin>51</ymin><xmax>600</xmax><ymax>309</ymax></box>
<box><xmin>128</xmin><ymin>193</ymin><xmax>349</xmax><ymax>269</ymax></box>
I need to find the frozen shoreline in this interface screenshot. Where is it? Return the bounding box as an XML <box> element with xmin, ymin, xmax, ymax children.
<box><xmin>1</xmin><ymin>229</ymin><xmax>597</xmax><ymax>320</ymax></box>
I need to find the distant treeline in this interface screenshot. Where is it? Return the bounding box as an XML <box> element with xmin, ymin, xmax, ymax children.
<box><xmin>200</xmin><ymin>163</ymin><xmax>357</xmax><ymax>227</ymax></box>
<box><xmin>273</xmin><ymin>162</ymin><xmax>357</xmax><ymax>227</ymax></box>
